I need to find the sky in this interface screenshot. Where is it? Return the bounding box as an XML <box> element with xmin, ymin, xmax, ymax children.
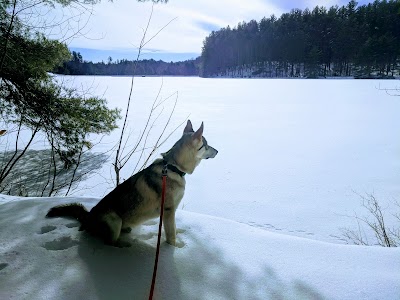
<box><xmin>43</xmin><ymin>0</ymin><xmax>373</xmax><ymax>62</ymax></box>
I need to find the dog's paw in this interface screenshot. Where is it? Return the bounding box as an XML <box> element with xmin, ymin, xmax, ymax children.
<box><xmin>166</xmin><ymin>238</ymin><xmax>176</xmax><ymax>247</ymax></box>
<box><xmin>174</xmin><ymin>240</ymin><xmax>185</xmax><ymax>248</ymax></box>
<box><xmin>165</xmin><ymin>239</ymin><xmax>185</xmax><ymax>248</ymax></box>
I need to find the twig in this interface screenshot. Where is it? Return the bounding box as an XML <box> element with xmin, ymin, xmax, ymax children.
<box><xmin>113</xmin><ymin>4</ymin><xmax>177</xmax><ymax>185</ymax></box>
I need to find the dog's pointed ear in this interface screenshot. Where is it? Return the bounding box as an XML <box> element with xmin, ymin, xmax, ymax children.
<box><xmin>184</xmin><ymin>120</ymin><xmax>194</xmax><ymax>133</ymax></box>
<box><xmin>192</xmin><ymin>122</ymin><xmax>204</xmax><ymax>142</ymax></box>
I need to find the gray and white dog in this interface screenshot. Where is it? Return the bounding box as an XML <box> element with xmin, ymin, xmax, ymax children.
<box><xmin>46</xmin><ymin>120</ymin><xmax>218</xmax><ymax>246</ymax></box>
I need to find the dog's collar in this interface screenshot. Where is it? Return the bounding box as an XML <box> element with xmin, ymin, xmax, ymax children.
<box><xmin>162</xmin><ymin>160</ymin><xmax>186</xmax><ymax>177</ymax></box>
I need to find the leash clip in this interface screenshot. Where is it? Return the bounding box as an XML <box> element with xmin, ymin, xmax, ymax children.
<box><xmin>162</xmin><ymin>163</ymin><xmax>168</xmax><ymax>176</ymax></box>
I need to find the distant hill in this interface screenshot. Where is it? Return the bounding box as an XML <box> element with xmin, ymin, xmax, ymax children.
<box><xmin>54</xmin><ymin>51</ymin><xmax>200</xmax><ymax>76</ymax></box>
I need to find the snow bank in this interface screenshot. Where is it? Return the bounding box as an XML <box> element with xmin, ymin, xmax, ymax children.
<box><xmin>0</xmin><ymin>195</ymin><xmax>399</xmax><ymax>300</ymax></box>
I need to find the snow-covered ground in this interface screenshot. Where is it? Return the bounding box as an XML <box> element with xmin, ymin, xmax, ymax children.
<box><xmin>1</xmin><ymin>77</ymin><xmax>400</xmax><ymax>299</ymax></box>
<box><xmin>0</xmin><ymin>195</ymin><xmax>399</xmax><ymax>300</ymax></box>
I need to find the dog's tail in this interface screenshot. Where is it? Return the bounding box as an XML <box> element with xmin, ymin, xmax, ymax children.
<box><xmin>46</xmin><ymin>203</ymin><xmax>89</xmax><ymax>224</ymax></box>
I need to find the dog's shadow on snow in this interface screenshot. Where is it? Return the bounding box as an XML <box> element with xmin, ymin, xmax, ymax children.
<box><xmin>0</xmin><ymin>199</ymin><xmax>326</xmax><ymax>300</ymax></box>
<box><xmin>77</xmin><ymin>219</ymin><xmax>326</xmax><ymax>300</ymax></box>
<box><xmin>77</xmin><ymin>231</ymin><xmax>183</xmax><ymax>300</ymax></box>
<box><xmin>171</xmin><ymin>225</ymin><xmax>326</xmax><ymax>300</ymax></box>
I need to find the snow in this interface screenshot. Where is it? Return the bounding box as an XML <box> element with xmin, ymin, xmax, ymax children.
<box><xmin>0</xmin><ymin>195</ymin><xmax>399</xmax><ymax>300</ymax></box>
<box><xmin>1</xmin><ymin>77</ymin><xmax>400</xmax><ymax>299</ymax></box>
<box><xmin>3</xmin><ymin>76</ymin><xmax>398</xmax><ymax>243</ymax></box>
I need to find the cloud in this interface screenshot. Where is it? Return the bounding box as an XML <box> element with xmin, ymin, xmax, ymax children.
<box><xmin>45</xmin><ymin>0</ymin><xmax>283</xmax><ymax>53</ymax></box>
<box><xmin>38</xmin><ymin>0</ymin><xmax>375</xmax><ymax>55</ymax></box>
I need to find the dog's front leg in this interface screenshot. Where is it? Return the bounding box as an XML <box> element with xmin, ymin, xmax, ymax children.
<box><xmin>163</xmin><ymin>208</ymin><xmax>176</xmax><ymax>246</ymax></box>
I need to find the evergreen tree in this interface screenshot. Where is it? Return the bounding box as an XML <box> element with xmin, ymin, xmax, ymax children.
<box><xmin>200</xmin><ymin>0</ymin><xmax>400</xmax><ymax>78</ymax></box>
<box><xmin>0</xmin><ymin>0</ymin><xmax>168</xmax><ymax>190</ymax></box>
<box><xmin>0</xmin><ymin>0</ymin><xmax>121</xmax><ymax>169</ymax></box>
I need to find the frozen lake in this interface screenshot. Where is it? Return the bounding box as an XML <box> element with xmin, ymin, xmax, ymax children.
<box><xmin>4</xmin><ymin>76</ymin><xmax>400</xmax><ymax>243</ymax></box>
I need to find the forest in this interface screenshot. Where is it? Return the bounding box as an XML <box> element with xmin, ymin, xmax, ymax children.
<box><xmin>200</xmin><ymin>0</ymin><xmax>400</xmax><ymax>78</ymax></box>
<box><xmin>54</xmin><ymin>52</ymin><xmax>200</xmax><ymax>76</ymax></box>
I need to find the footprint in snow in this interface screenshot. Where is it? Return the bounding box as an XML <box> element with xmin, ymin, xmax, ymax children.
<box><xmin>174</xmin><ymin>240</ymin><xmax>185</xmax><ymax>248</ymax></box>
<box><xmin>39</xmin><ymin>225</ymin><xmax>57</xmax><ymax>234</ymax></box>
<box><xmin>138</xmin><ymin>232</ymin><xmax>157</xmax><ymax>241</ymax></box>
<box><xmin>42</xmin><ymin>236</ymin><xmax>79</xmax><ymax>251</ymax></box>
<box><xmin>65</xmin><ymin>222</ymin><xmax>80</xmax><ymax>228</ymax></box>
<box><xmin>263</xmin><ymin>223</ymin><xmax>276</xmax><ymax>229</ymax></box>
<box><xmin>0</xmin><ymin>263</ymin><xmax>8</xmax><ymax>271</ymax></box>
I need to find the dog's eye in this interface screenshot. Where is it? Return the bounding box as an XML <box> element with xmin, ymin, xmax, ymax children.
<box><xmin>199</xmin><ymin>138</ymin><xmax>208</xmax><ymax>151</ymax></box>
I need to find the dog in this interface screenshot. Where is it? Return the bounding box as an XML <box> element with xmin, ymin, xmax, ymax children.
<box><xmin>46</xmin><ymin>120</ymin><xmax>218</xmax><ymax>246</ymax></box>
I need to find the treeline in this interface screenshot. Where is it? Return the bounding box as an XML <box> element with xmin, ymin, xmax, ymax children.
<box><xmin>54</xmin><ymin>51</ymin><xmax>200</xmax><ymax>76</ymax></box>
<box><xmin>200</xmin><ymin>0</ymin><xmax>400</xmax><ymax>78</ymax></box>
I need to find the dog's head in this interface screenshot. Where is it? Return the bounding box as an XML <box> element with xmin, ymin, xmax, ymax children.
<box><xmin>162</xmin><ymin>120</ymin><xmax>218</xmax><ymax>174</ymax></box>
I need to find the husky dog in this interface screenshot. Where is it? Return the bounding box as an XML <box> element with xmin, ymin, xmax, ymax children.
<box><xmin>46</xmin><ymin>120</ymin><xmax>218</xmax><ymax>246</ymax></box>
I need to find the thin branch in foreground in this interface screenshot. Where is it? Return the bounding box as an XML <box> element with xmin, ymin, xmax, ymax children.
<box><xmin>113</xmin><ymin>3</ymin><xmax>177</xmax><ymax>186</ymax></box>
<box><xmin>140</xmin><ymin>91</ymin><xmax>178</xmax><ymax>171</ymax></box>
<box><xmin>114</xmin><ymin>5</ymin><xmax>155</xmax><ymax>184</ymax></box>
<box><xmin>341</xmin><ymin>193</ymin><xmax>399</xmax><ymax>247</ymax></box>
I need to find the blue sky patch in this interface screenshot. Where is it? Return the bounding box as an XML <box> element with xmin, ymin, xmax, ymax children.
<box><xmin>70</xmin><ymin>48</ymin><xmax>200</xmax><ymax>63</ymax></box>
<box><xmin>195</xmin><ymin>21</ymin><xmax>221</xmax><ymax>32</ymax></box>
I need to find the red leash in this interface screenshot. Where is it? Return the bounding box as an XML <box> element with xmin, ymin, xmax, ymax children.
<box><xmin>148</xmin><ymin>167</ymin><xmax>167</xmax><ymax>300</ymax></box>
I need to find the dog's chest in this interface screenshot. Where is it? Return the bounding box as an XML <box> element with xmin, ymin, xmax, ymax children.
<box><xmin>132</xmin><ymin>175</ymin><xmax>185</xmax><ymax>218</ymax></box>
<box><xmin>165</xmin><ymin>179</ymin><xmax>185</xmax><ymax>208</ymax></box>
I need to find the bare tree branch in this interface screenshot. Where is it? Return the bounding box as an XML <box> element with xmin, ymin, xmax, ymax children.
<box><xmin>341</xmin><ymin>193</ymin><xmax>399</xmax><ymax>247</ymax></box>
<box><xmin>113</xmin><ymin>3</ymin><xmax>177</xmax><ymax>185</ymax></box>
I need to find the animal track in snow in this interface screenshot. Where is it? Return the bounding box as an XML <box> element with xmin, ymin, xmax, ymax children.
<box><xmin>65</xmin><ymin>222</ymin><xmax>79</xmax><ymax>228</ymax></box>
<box><xmin>246</xmin><ymin>222</ymin><xmax>279</xmax><ymax>230</ymax></box>
<box><xmin>175</xmin><ymin>240</ymin><xmax>185</xmax><ymax>248</ymax></box>
<box><xmin>330</xmin><ymin>234</ymin><xmax>347</xmax><ymax>242</ymax></box>
<box><xmin>263</xmin><ymin>223</ymin><xmax>276</xmax><ymax>229</ymax></box>
<box><xmin>42</xmin><ymin>236</ymin><xmax>79</xmax><ymax>251</ymax></box>
<box><xmin>245</xmin><ymin>222</ymin><xmax>317</xmax><ymax>238</ymax></box>
<box><xmin>138</xmin><ymin>232</ymin><xmax>157</xmax><ymax>240</ymax></box>
<box><xmin>39</xmin><ymin>225</ymin><xmax>57</xmax><ymax>234</ymax></box>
